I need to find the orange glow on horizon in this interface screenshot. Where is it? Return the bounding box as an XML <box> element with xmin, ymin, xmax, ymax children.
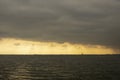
<box><xmin>0</xmin><ymin>38</ymin><xmax>115</xmax><ymax>55</ymax></box>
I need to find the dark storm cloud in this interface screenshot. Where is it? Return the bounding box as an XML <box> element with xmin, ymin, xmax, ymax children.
<box><xmin>0</xmin><ymin>0</ymin><xmax>120</xmax><ymax>49</ymax></box>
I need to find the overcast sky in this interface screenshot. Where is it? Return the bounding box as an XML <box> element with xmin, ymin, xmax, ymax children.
<box><xmin>0</xmin><ymin>0</ymin><xmax>120</xmax><ymax>50</ymax></box>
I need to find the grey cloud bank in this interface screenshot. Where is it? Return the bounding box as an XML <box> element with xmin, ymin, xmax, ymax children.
<box><xmin>0</xmin><ymin>0</ymin><xmax>120</xmax><ymax>49</ymax></box>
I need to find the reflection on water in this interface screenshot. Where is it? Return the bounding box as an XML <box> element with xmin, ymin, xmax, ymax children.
<box><xmin>0</xmin><ymin>55</ymin><xmax>120</xmax><ymax>80</ymax></box>
<box><xmin>9</xmin><ymin>63</ymin><xmax>31</xmax><ymax>80</ymax></box>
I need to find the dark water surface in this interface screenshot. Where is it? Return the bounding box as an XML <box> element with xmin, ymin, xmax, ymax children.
<box><xmin>0</xmin><ymin>55</ymin><xmax>120</xmax><ymax>80</ymax></box>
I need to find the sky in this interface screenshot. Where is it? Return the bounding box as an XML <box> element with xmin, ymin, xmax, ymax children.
<box><xmin>0</xmin><ymin>0</ymin><xmax>120</xmax><ymax>54</ymax></box>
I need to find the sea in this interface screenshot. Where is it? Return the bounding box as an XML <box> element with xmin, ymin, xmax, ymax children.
<box><xmin>0</xmin><ymin>55</ymin><xmax>120</xmax><ymax>80</ymax></box>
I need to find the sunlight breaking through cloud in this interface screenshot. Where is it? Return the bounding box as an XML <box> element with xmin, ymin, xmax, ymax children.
<box><xmin>0</xmin><ymin>38</ymin><xmax>115</xmax><ymax>55</ymax></box>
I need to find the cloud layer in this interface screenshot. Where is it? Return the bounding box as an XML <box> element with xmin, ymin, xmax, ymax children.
<box><xmin>0</xmin><ymin>0</ymin><xmax>120</xmax><ymax>49</ymax></box>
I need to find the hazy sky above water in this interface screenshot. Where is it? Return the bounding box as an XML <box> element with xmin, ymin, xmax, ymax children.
<box><xmin>0</xmin><ymin>0</ymin><xmax>120</xmax><ymax>54</ymax></box>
